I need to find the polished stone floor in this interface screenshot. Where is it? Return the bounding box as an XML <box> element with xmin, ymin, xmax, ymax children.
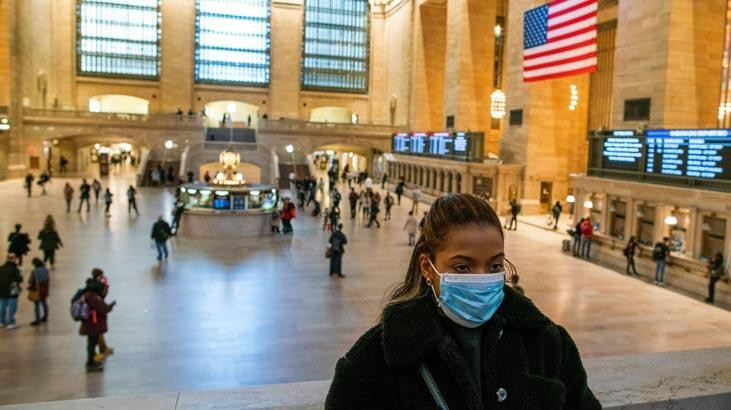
<box><xmin>0</xmin><ymin>168</ymin><xmax>730</xmax><ymax>405</ymax></box>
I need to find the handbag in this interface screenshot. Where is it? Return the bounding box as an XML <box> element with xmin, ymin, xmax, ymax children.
<box><xmin>9</xmin><ymin>281</ymin><xmax>20</xmax><ymax>297</ymax></box>
<box><xmin>27</xmin><ymin>289</ymin><xmax>40</xmax><ymax>302</ymax></box>
<box><xmin>325</xmin><ymin>246</ymin><xmax>333</xmax><ymax>259</ymax></box>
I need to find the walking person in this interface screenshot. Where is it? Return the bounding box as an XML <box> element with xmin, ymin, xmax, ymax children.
<box><xmin>411</xmin><ymin>188</ymin><xmax>421</xmax><ymax>213</ymax></box>
<box><xmin>151</xmin><ymin>216</ymin><xmax>172</xmax><ymax>261</ymax></box>
<box><xmin>92</xmin><ymin>179</ymin><xmax>102</xmax><ymax>205</ymax></box>
<box><xmin>38</xmin><ymin>171</ymin><xmax>50</xmax><ymax>196</ymax></box>
<box><xmin>360</xmin><ymin>190</ymin><xmax>370</xmax><ymax>220</ymax></box>
<box><xmin>403</xmin><ymin>211</ymin><xmax>418</xmax><ymax>246</ymax></box>
<box><xmin>395</xmin><ymin>179</ymin><xmax>405</xmax><ymax>206</ymax></box>
<box><xmin>384</xmin><ymin>192</ymin><xmax>394</xmax><ymax>221</ymax></box>
<box><xmin>0</xmin><ymin>254</ymin><xmax>22</xmax><ymax>330</ymax></box>
<box><xmin>270</xmin><ymin>211</ymin><xmax>281</xmax><ymax>234</ymax></box>
<box><xmin>325</xmin><ymin>194</ymin><xmax>600</xmax><ymax>409</ymax></box>
<box><xmin>28</xmin><ymin>257</ymin><xmax>49</xmax><ymax>326</ymax></box>
<box><xmin>505</xmin><ymin>199</ymin><xmax>520</xmax><ymax>230</ymax></box>
<box><xmin>623</xmin><ymin>236</ymin><xmax>639</xmax><ymax>276</ymax></box>
<box><xmin>171</xmin><ymin>200</ymin><xmax>185</xmax><ymax>235</ymax></box>
<box><xmin>127</xmin><ymin>185</ymin><xmax>139</xmax><ymax>216</ymax></box>
<box><xmin>331</xmin><ymin>188</ymin><xmax>342</xmax><ymax>213</ymax></box>
<box><xmin>328</xmin><ymin>207</ymin><xmax>340</xmax><ymax>234</ymax></box>
<box><xmin>77</xmin><ymin>179</ymin><xmax>91</xmax><ymax>212</ymax></box>
<box><xmin>78</xmin><ymin>279</ymin><xmax>115</xmax><ymax>372</ymax></box>
<box><xmin>92</xmin><ymin>268</ymin><xmax>114</xmax><ymax>358</ymax></box>
<box><xmin>328</xmin><ymin>224</ymin><xmax>348</xmax><ymax>278</ymax></box>
<box><xmin>367</xmin><ymin>194</ymin><xmax>381</xmax><ymax>228</ymax></box>
<box><xmin>580</xmin><ymin>218</ymin><xmax>594</xmax><ymax>260</ymax></box>
<box><xmin>348</xmin><ymin>188</ymin><xmax>359</xmax><ymax>219</ymax></box>
<box><xmin>381</xmin><ymin>173</ymin><xmax>388</xmax><ymax>189</ymax></box>
<box><xmin>652</xmin><ymin>237</ymin><xmax>671</xmax><ymax>285</ymax></box>
<box><xmin>24</xmin><ymin>173</ymin><xmax>35</xmax><ymax>197</ymax></box>
<box><xmin>551</xmin><ymin>200</ymin><xmax>563</xmax><ymax>230</ymax></box>
<box><xmin>103</xmin><ymin>188</ymin><xmax>113</xmax><ymax>218</ymax></box>
<box><xmin>280</xmin><ymin>198</ymin><xmax>296</xmax><ymax>234</ymax></box>
<box><xmin>706</xmin><ymin>252</ymin><xmax>726</xmax><ymax>304</ymax></box>
<box><xmin>64</xmin><ymin>183</ymin><xmax>74</xmax><ymax>212</ymax></box>
<box><xmin>38</xmin><ymin>216</ymin><xmax>62</xmax><ymax>269</ymax></box>
<box><xmin>7</xmin><ymin>224</ymin><xmax>31</xmax><ymax>266</ymax></box>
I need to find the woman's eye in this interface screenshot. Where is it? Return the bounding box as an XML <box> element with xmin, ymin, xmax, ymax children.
<box><xmin>490</xmin><ymin>263</ymin><xmax>504</xmax><ymax>272</ymax></box>
<box><xmin>454</xmin><ymin>265</ymin><xmax>471</xmax><ymax>273</ymax></box>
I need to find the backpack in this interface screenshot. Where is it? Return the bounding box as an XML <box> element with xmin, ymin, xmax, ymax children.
<box><xmin>334</xmin><ymin>192</ymin><xmax>342</xmax><ymax>202</ymax></box>
<box><xmin>70</xmin><ymin>291</ymin><xmax>90</xmax><ymax>322</ymax></box>
<box><xmin>652</xmin><ymin>244</ymin><xmax>664</xmax><ymax>261</ymax></box>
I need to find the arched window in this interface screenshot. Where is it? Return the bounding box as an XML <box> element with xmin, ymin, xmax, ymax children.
<box><xmin>301</xmin><ymin>0</ymin><xmax>370</xmax><ymax>93</ymax></box>
<box><xmin>76</xmin><ymin>0</ymin><xmax>161</xmax><ymax>79</ymax></box>
<box><xmin>195</xmin><ymin>0</ymin><xmax>271</xmax><ymax>86</ymax></box>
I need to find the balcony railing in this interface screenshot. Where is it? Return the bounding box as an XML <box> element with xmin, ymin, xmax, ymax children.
<box><xmin>22</xmin><ymin>108</ymin><xmax>205</xmax><ymax>128</ymax></box>
<box><xmin>258</xmin><ymin>118</ymin><xmax>400</xmax><ymax>135</ymax></box>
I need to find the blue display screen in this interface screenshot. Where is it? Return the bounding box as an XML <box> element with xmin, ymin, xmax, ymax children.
<box><xmin>645</xmin><ymin>129</ymin><xmax>731</xmax><ymax>180</ymax></box>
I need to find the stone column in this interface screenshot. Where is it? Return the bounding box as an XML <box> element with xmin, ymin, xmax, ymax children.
<box><xmin>625</xmin><ymin>199</ymin><xmax>637</xmax><ymax>241</ymax></box>
<box><xmin>685</xmin><ymin>207</ymin><xmax>698</xmax><ymax>257</ymax></box>
<box><xmin>452</xmin><ymin>172</ymin><xmax>459</xmax><ymax>194</ymax></box>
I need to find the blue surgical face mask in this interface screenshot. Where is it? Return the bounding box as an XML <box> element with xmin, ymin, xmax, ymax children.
<box><xmin>428</xmin><ymin>259</ymin><xmax>505</xmax><ymax>328</ymax></box>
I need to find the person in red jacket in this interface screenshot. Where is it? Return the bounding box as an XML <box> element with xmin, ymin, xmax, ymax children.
<box><xmin>79</xmin><ymin>279</ymin><xmax>115</xmax><ymax>372</ymax></box>
<box><xmin>280</xmin><ymin>198</ymin><xmax>296</xmax><ymax>234</ymax></box>
<box><xmin>580</xmin><ymin>219</ymin><xmax>594</xmax><ymax>260</ymax></box>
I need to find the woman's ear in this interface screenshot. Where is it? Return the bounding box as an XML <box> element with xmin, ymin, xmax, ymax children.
<box><xmin>419</xmin><ymin>253</ymin><xmax>433</xmax><ymax>282</ymax></box>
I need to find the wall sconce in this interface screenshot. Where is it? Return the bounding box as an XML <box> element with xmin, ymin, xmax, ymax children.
<box><xmin>583</xmin><ymin>200</ymin><xmax>594</xmax><ymax>209</ymax></box>
<box><xmin>490</xmin><ymin>90</ymin><xmax>506</xmax><ymax>119</ymax></box>
<box><xmin>566</xmin><ymin>194</ymin><xmax>576</xmax><ymax>204</ymax></box>
<box><xmin>664</xmin><ymin>215</ymin><xmax>678</xmax><ymax>226</ymax></box>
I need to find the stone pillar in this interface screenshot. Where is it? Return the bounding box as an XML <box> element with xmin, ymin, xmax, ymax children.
<box><xmin>452</xmin><ymin>172</ymin><xmax>459</xmax><ymax>194</ymax></box>
<box><xmin>685</xmin><ymin>207</ymin><xmax>698</xmax><ymax>257</ymax></box>
<box><xmin>625</xmin><ymin>199</ymin><xmax>637</xmax><ymax>241</ymax></box>
<box><xmin>160</xmin><ymin>0</ymin><xmax>194</xmax><ymax>112</ymax></box>
<box><xmin>270</xmin><ymin>2</ymin><xmax>304</xmax><ymax>119</ymax></box>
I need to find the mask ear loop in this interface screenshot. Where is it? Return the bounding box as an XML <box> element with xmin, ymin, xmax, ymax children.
<box><xmin>426</xmin><ymin>259</ymin><xmax>442</xmax><ymax>302</ymax></box>
<box><xmin>504</xmin><ymin>258</ymin><xmax>517</xmax><ymax>284</ymax></box>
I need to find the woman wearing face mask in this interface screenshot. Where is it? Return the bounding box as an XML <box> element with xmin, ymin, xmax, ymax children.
<box><xmin>326</xmin><ymin>194</ymin><xmax>600</xmax><ymax>409</ymax></box>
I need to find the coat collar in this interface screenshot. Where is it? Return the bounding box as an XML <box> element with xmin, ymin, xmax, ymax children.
<box><xmin>381</xmin><ymin>286</ymin><xmax>551</xmax><ymax>369</ymax></box>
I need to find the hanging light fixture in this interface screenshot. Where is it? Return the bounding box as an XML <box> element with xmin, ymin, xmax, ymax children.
<box><xmin>664</xmin><ymin>215</ymin><xmax>678</xmax><ymax>226</ymax></box>
<box><xmin>583</xmin><ymin>200</ymin><xmax>594</xmax><ymax>209</ymax></box>
<box><xmin>490</xmin><ymin>90</ymin><xmax>506</xmax><ymax>119</ymax></box>
<box><xmin>566</xmin><ymin>195</ymin><xmax>576</xmax><ymax>204</ymax></box>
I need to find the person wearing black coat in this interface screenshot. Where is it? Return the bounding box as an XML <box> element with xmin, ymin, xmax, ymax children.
<box><xmin>7</xmin><ymin>224</ymin><xmax>31</xmax><ymax>266</ymax></box>
<box><xmin>328</xmin><ymin>224</ymin><xmax>347</xmax><ymax>278</ymax></box>
<box><xmin>326</xmin><ymin>194</ymin><xmax>600</xmax><ymax>409</ymax></box>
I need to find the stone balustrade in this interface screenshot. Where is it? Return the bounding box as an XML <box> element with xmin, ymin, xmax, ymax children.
<box><xmin>2</xmin><ymin>347</ymin><xmax>729</xmax><ymax>409</ymax></box>
<box><xmin>22</xmin><ymin>108</ymin><xmax>205</xmax><ymax>129</ymax></box>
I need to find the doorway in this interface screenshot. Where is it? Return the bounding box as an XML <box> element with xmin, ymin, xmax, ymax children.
<box><xmin>540</xmin><ymin>182</ymin><xmax>553</xmax><ymax>213</ymax></box>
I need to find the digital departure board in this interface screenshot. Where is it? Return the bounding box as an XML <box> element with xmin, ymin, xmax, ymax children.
<box><xmin>391</xmin><ymin>132</ymin><xmax>484</xmax><ymax>162</ymax></box>
<box><xmin>645</xmin><ymin>129</ymin><xmax>731</xmax><ymax>180</ymax></box>
<box><xmin>589</xmin><ymin>129</ymin><xmax>731</xmax><ymax>192</ymax></box>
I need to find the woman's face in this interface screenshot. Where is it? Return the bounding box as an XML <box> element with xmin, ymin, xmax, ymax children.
<box><xmin>419</xmin><ymin>225</ymin><xmax>505</xmax><ymax>296</ymax></box>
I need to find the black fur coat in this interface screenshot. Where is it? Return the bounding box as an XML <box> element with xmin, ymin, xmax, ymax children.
<box><xmin>326</xmin><ymin>287</ymin><xmax>601</xmax><ymax>409</ymax></box>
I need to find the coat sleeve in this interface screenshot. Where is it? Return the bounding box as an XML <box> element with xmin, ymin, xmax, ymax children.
<box><xmin>557</xmin><ymin>326</ymin><xmax>601</xmax><ymax>410</ymax></box>
<box><xmin>325</xmin><ymin>327</ymin><xmax>390</xmax><ymax>409</ymax></box>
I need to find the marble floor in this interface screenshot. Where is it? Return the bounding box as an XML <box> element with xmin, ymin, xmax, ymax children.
<box><xmin>0</xmin><ymin>168</ymin><xmax>730</xmax><ymax>405</ymax></box>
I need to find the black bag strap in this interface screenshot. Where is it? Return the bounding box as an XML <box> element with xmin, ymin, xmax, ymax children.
<box><xmin>418</xmin><ymin>363</ymin><xmax>449</xmax><ymax>410</ymax></box>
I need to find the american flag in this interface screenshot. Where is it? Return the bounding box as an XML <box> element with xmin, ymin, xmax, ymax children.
<box><xmin>523</xmin><ymin>0</ymin><xmax>598</xmax><ymax>82</ymax></box>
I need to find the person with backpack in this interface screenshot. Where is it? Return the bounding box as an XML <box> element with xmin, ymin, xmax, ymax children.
<box><xmin>0</xmin><ymin>253</ymin><xmax>22</xmax><ymax>330</ymax></box>
<box><xmin>64</xmin><ymin>183</ymin><xmax>74</xmax><ymax>212</ymax></box>
<box><xmin>38</xmin><ymin>171</ymin><xmax>50</xmax><ymax>196</ymax></box>
<box><xmin>103</xmin><ymin>188</ymin><xmax>113</xmax><ymax>218</ymax></box>
<box><xmin>652</xmin><ymin>237</ymin><xmax>671</xmax><ymax>285</ymax></box>
<box><xmin>78</xmin><ymin>179</ymin><xmax>91</xmax><ymax>212</ymax></box>
<box><xmin>151</xmin><ymin>216</ymin><xmax>172</xmax><ymax>261</ymax></box>
<box><xmin>505</xmin><ymin>199</ymin><xmax>520</xmax><ymax>231</ymax></box>
<box><xmin>28</xmin><ymin>257</ymin><xmax>50</xmax><ymax>326</ymax></box>
<box><xmin>572</xmin><ymin>218</ymin><xmax>584</xmax><ymax>256</ymax></box>
<box><xmin>580</xmin><ymin>218</ymin><xmax>594</xmax><ymax>260</ymax></box>
<box><xmin>395</xmin><ymin>180</ymin><xmax>405</xmax><ymax>205</ymax></box>
<box><xmin>331</xmin><ymin>188</ymin><xmax>342</xmax><ymax>213</ymax></box>
<box><xmin>706</xmin><ymin>252</ymin><xmax>725</xmax><ymax>304</ymax></box>
<box><xmin>348</xmin><ymin>188</ymin><xmax>359</xmax><ymax>219</ymax></box>
<box><xmin>551</xmin><ymin>201</ymin><xmax>563</xmax><ymax>231</ymax></box>
<box><xmin>38</xmin><ymin>216</ymin><xmax>62</xmax><ymax>269</ymax></box>
<box><xmin>76</xmin><ymin>278</ymin><xmax>115</xmax><ymax>372</ymax></box>
<box><xmin>328</xmin><ymin>224</ymin><xmax>348</xmax><ymax>278</ymax></box>
<box><xmin>127</xmin><ymin>186</ymin><xmax>140</xmax><ymax>216</ymax></box>
<box><xmin>623</xmin><ymin>236</ymin><xmax>639</xmax><ymax>276</ymax></box>
<box><xmin>92</xmin><ymin>179</ymin><xmax>102</xmax><ymax>205</ymax></box>
<box><xmin>7</xmin><ymin>224</ymin><xmax>31</xmax><ymax>266</ymax></box>
<box><xmin>384</xmin><ymin>192</ymin><xmax>395</xmax><ymax>221</ymax></box>
<box><xmin>367</xmin><ymin>194</ymin><xmax>381</xmax><ymax>228</ymax></box>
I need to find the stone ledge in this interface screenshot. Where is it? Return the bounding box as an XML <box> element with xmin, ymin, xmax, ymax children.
<box><xmin>2</xmin><ymin>348</ymin><xmax>729</xmax><ymax>409</ymax></box>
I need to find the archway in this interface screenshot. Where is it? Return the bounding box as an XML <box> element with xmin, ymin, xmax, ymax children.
<box><xmin>89</xmin><ymin>95</ymin><xmax>150</xmax><ymax>114</ymax></box>
<box><xmin>204</xmin><ymin>101</ymin><xmax>259</xmax><ymax>128</ymax></box>
<box><xmin>309</xmin><ymin>106</ymin><xmax>358</xmax><ymax>124</ymax></box>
